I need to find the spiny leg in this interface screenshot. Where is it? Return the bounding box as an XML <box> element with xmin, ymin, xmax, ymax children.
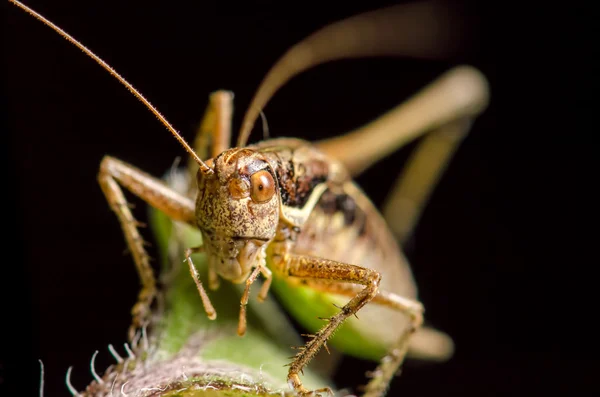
<box><xmin>98</xmin><ymin>155</ymin><xmax>196</xmax><ymax>340</ymax></box>
<box><xmin>317</xmin><ymin>67</ymin><xmax>488</xmax><ymax>367</ymax></box>
<box><xmin>274</xmin><ymin>254</ymin><xmax>382</xmax><ymax>396</ymax></box>
<box><xmin>185</xmin><ymin>246</ymin><xmax>217</xmax><ymax>320</ymax></box>
<box><xmin>302</xmin><ymin>281</ymin><xmax>424</xmax><ymax>397</ymax></box>
<box><xmin>187</xmin><ymin>90</ymin><xmax>234</xmax><ymax>185</ymax></box>
<box><xmin>319</xmin><ymin>68</ymin><xmax>487</xmax><ymax>364</ymax></box>
<box><xmin>316</xmin><ymin>66</ymin><xmax>489</xmax><ymax>177</ymax></box>
<box><xmin>298</xmin><ymin>281</ymin><xmax>423</xmax><ymax>323</ymax></box>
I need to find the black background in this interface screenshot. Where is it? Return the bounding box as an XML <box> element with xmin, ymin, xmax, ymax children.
<box><xmin>1</xmin><ymin>1</ymin><xmax>596</xmax><ymax>396</ymax></box>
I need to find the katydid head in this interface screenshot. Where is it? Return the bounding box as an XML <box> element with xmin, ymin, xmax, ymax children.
<box><xmin>195</xmin><ymin>148</ymin><xmax>280</xmax><ymax>283</ymax></box>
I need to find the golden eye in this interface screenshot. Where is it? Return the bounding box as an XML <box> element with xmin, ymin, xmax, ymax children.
<box><xmin>250</xmin><ymin>170</ymin><xmax>275</xmax><ymax>203</ymax></box>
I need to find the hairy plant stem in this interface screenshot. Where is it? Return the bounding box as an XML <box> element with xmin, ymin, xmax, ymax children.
<box><xmin>76</xmin><ymin>204</ymin><xmax>333</xmax><ymax>397</ymax></box>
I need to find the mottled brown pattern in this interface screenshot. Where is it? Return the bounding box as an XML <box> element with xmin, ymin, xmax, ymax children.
<box><xmin>100</xmin><ymin>136</ymin><xmax>420</xmax><ymax>397</ymax></box>
<box><xmin>251</xmin><ymin>138</ymin><xmax>332</xmax><ymax>209</ymax></box>
<box><xmin>274</xmin><ymin>180</ymin><xmax>419</xmax><ymax>359</ymax></box>
<box><xmin>292</xmin><ymin>182</ymin><xmax>417</xmax><ymax>300</ymax></box>
<box><xmin>195</xmin><ymin>148</ymin><xmax>279</xmax><ymax>283</ymax></box>
<box><xmin>194</xmin><ymin>139</ymin><xmax>345</xmax><ymax>285</ymax></box>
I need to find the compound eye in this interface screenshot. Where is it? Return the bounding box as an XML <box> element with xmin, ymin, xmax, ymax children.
<box><xmin>250</xmin><ymin>170</ymin><xmax>275</xmax><ymax>203</ymax></box>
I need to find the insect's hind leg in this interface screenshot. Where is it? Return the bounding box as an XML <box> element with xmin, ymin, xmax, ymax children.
<box><xmin>317</xmin><ymin>66</ymin><xmax>488</xmax><ymax>244</ymax></box>
<box><xmin>383</xmin><ymin>118</ymin><xmax>474</xmax><ymax>245</ymax></box>
<box><xmin>98</xmin><ymin>156</ymin><xmax>196</xmax><ymax>340</ymax></box>
<box><xmin>316</xmin><ymin>67</ymin><xmax>488</xmax><ymax>365</ymax></box>
<box><xmin>316</xmin><ymin>66</ymin><xmax>489</xmax><ymax>178</ymax></box>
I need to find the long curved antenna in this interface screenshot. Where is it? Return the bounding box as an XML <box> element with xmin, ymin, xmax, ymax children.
<box><xmin>237</xmin><ymin>0</ymin><xmax>465</xmax><ymax>147</ymax></box>
<box><xmin>9</xmin><ymin>0</ymin><xmax>213</xmax><ymax>174</ymax></box>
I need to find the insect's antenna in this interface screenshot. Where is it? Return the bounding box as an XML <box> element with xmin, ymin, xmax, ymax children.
<box><xmin>237</xmin><ymin>0</ymin><xmax>465</xmax><ymax>147</ymax></box>
<box><xmin>10</xmin><ymin>0</ymin><xmax>213</xmax><ymax>174</ymax></box>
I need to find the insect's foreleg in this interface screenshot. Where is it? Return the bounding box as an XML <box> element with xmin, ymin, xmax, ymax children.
<box><xmin>187</xmin><ymin>90</ymin><xmax>234</xmax><ymax>182</ymax></box>
<box><xmin>304</xmin><ymin>281</ymin><xmax>424</xmax><ymax>397</ymax></box>
<box><xmin>316</xmin><ymin>66</ymin><xmax>489</xmax><ymax>176</ymax></box>
<box><xmin>275</xmin><ymin>254</ymin><xmax>381</xmax><ymax>396</ymax></box>
<box><xmin>98</xmin><ymin>155</ymin><xmax>196</xmax><ymax>340</ymax></box>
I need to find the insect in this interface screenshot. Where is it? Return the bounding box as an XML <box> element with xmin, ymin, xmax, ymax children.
<box><xmin>10</xmin><ymin>0</ymin><xmax>489</xmax><ymax>396</ymax></box>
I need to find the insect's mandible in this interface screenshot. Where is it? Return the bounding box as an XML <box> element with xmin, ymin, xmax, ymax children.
<box><xmin>10</xmin><ymin>1</ymin><xmax>489</xmax><ymax>396</ymax></box>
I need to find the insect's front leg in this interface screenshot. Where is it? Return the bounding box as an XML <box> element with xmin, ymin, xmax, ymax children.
<box><xmin>302</xmin><ymin>281</ymin><xmax>424</xmax><ymax>397</ymax></box>
<box><xmin>98</xmin><ymin>156</ymin><xmax>196</xmax><ymax>340</ymax></box>
<box><xmin>273</xmin><ymin>254</ymin><xmax>383</xmax><ymax>396</ymax></box>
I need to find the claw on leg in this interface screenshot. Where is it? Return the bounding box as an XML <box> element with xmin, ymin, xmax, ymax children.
<box><xmin>288</xmin><ymin>373</ymin><xmax>334</xmax><ymax>397</ymax></box>
<box><xmin>128</xmin><ymin>287</ymin><xmax>156</xmax><ymax>340</ymax></box>
<box><xmin>272</xmin><ymin>254</ymin><xmax>381</xmax><ymax>396</ymax></box>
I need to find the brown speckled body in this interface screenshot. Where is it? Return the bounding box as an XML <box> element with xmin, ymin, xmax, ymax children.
<box><xmin>194</xmin><ymin>137</ymin><xmax>417</xmax><ymax>346</ymax></box>
<box><xmin>293</xmin><ymin>179</ymin><xmax>418</xmax><ymax>345</ymax></box>
<box><xmin>256</xmin><ymin>139</ymin><xmax>418</xmax><ymax>344</ymax></box>
<box><xmin>11</xmin><ymin>0</ymin><xmax>487</xmax><ymax>394</ymax></box>
<box><xmin>254</xmin><ymin>138</ymin><xmax>416</xmax><ymax>292</ymax></box>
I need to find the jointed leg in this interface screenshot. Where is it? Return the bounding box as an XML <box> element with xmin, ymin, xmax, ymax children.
<box><xmin>274</xmin><ymin>254</ymin><xmax>383</xmax><ymax>396</ymax></box>
<box><xmin>383</xmin><ymin>118</ymin><xmax>473</xmax><ymax>244</ymax></box>
<box><xmin>315</xmin><ymin>66</ymin><xmax>489</xmax><ymax>177</ymax></box>
<box><xmin>299</xmin><ymin>280</ymin><xmax>424</xmax><ymax>325</ymax></box>
<box><xmin>299</xmin><ymin>280</ymin><xmax>424</xmax><ymax>397</ymax></box>
<box><xmin>315</xmin><ymin>67</ymin><xmax>488</xmax><ymax>368</ymax></box>
<box><xmin>317</xmin><ymin>66</ymin><xmax>488</xmax><ymax>244</ymax></box>
<box><xmin>98</xmin><ymin>156</ymin><xmax>196</xmax><ymax>340</ymax></box>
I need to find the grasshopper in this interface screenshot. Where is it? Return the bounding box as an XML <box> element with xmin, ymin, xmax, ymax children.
<box><xmin>10</xmin><ymin>0</ymin><xmax>489</xmax><ymax>396</ymax></box>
